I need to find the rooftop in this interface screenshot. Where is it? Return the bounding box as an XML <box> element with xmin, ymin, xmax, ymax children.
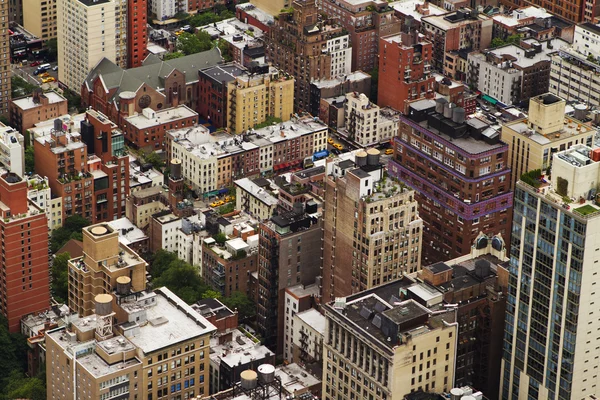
<box><xmin>274</xmin><ymin>363</ymin><xmax>321</xmax><ymax>392</ymax></box>
<box><xmin>311</xmin><ymin>71</ymin><xmax>371</xmax><ymax>89</ymax></box>
<box><xmin>210</xmin><ymin>328</ymin><xmax>272</xmax><ymax>368</ymax></box>
<box><xmin>192</xmin><ymin>298</ymin><xmax>236</xmax><ymax>321</ymax></box>
<box><xmin>295</xmin><ymin>309</ymin><xmax>326</xmax><ymax>336</ymax></box>
<box><xmin>11</xmin><ymin>91</ymin><xmax>66</xmax><ymax>111</ymax></box>
<box><xmin>234</xmin><ymin>177</ymin><xmax>278</xmax><ymax>206</ymax></box>
<box><xmin>422</xmin><ymin>8</ymin><xmax>488</xmax><ymax>30</ymax></box>
<box><xmin>125</xmin><ymin>105</ymin><xmax>197</xmax><ymax>130</ymax></box>
<box><xmin>286</xmin><ymin>283</ymin><xmax>320</xmax><ymax>299</ymax></box>
<box><xmin>107</xmin><ymin>218</ymin><xmax>148</xmax><ymax>246</ymax></box>
<box><xmin>236</xmin><ymin>3</ymin><xmax>274</xmax><ymax>26</ymax></box>
<box><xmin>200</xmin><ymin>64</ymin><xmax>246</xmax><ymax>85</ymax></box>
<box><xmin>480</xmin><ymin>38</ymin><xmax>568</xmax><ymax>69</ymax></box>
<box><xmin>390</xmin><ymin>0</ymin><xmax>446</xmax><ymax>21</ymax></box>
<box><xmin>503</xmin><ymin>116</ymin><xmax>592</xmax><ymax>145</ymax></box>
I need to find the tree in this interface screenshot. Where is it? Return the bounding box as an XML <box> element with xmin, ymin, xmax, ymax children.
<box><xmin>62</xmin><ymin>89</ymin><xmax>83</xmax><ymax>112</ymax></box>
<box><xmin>202</xmin><ymin>290</ymin><xmax>222</xmax><ymax>300</ymax></box>
<box><xmin>163</xmin><ymin>51</ymin><xmax>185</xmax><ymax>60</ymax></box>
<box><xmin>11</xmin><ymin>76</ymin><xmax>37</xmax><ymax>98</ymax></box>
<box><xmin>49</xmin><ymin>215</ymin><xmax>90</xmax><ymax>253</ymax></box>
<box><xmin>152</xmin><ymin>260</ymin><xmax>209</xmax><ymax>304</ymax></box>
<box><xmin>490</xmin><ymin>38</ymin><xmax>506</xmax><ymax>48</ymax></box>
<box><xmin>217</xmin><ymin>39</ymin><xmax>232</xmax><ymax>62</ymax></box>
<box><xmin>25</xmin><ymin>146</ymin><xmax>34</xmax><ymax>174</ymax></box>
<box><xmin>143</xmin><ymin>151</ymin><xmax>165</xmax><ymax>171</ymax></box>
<box><xmin>45</xmin><ymin>38</ymin><xmax>58</xmax><ymax>61</ymax></box>
<box><xmin>214</xmin><ymin>232</ymin><xmax>227</xmax><ymax>245</ymax></box>
<box><xmin>149</xmin><ymin>249</ymin><xmax>179</xmax><ymax>278</ymax></box>
<box><xmin>506</xmin><ymin>34</ymin><xmax>522</xmax><ymax>45</ymax></box>
<box><xmin>3</xmin><ymin>371</ymin><xmax>46</xmax><ymax>400</ymax></box>
<box><xmin>51</xmin><ymin>253</ymin><xmax>70</xmax><ymax>303</ymax></box>
<box><xmin>222</xmin><ymin>291</ymin><xmax>255</xmax><ymax>320</ymax></box>
<box><xmin>189</xmin><ymin>11</ymin><xmax>220</xmax><ymax>27</ymax></box>
<box><xmin>177</xmin><ymin>32</ymin><xmax>212</xmax><ymax>55</ymax></box>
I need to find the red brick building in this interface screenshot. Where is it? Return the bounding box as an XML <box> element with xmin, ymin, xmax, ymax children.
<box><xmin>0</xmin><ymin>172</ymin><xmax>50</xmax><ymax>332</ymax></box>
<box><xmin>127</xmin><ymin>0</ymin><xmax>148</xmax><ymax>68</ymax></box>
<box><xmin>378</xmin><ymin>31</ymin><xmax>435</xmax><ymax>113</ymax></box>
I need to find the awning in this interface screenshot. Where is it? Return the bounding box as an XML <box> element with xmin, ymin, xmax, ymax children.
<box><xmin>482</xmin><ymin>95</ymin><xmax>498</xmax><ymax>105</ymax></box>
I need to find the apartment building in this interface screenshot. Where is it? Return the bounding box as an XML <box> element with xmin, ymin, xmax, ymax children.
<box><xmin>264</xmin><ymin>0</ymin><xmax>347</xmax><ymax>111</ymax></box>
<box><xmin>257</xmin><ymin>209</ymin><xmax>322</xmax><ymax>354</ymax></box>
<box><xmin>388</xmin><ymin>98</ymin><xmax>513</xmax><ymax>263</ymax></box>
<box><xmin>491</xmin><ymin>6</ymin><xmax>575</xmax><ymax>43</ymax></box>
<box><xmin>322</xmin><ymin>282</ymin><xmax>458</xmax><ymax>400</ymax></box>
<box><xmin>167</xmin><ymin>117</ymin><xmax>328</xmax><ymax>195</ymax></box>
<box><xmin>378</xmin><ymin>30</ymin><xmax>435</xmax><ymax>113</ymax></box>
<box><xmin>121</xmin><ymin>105</ymin><xmax>198</xmax><ymax>151</ymax></box>
<box><xmin>10</xmin><ymin>91</ymin><xmax>68</xmax><ymax>135</ymax></box>
<box><xmin>234</xmin><ymin>177</ymin><xmax>278</xmax><ymax>221</ymax></box>
<box><xmin>501</xmin><ymin>145</ymin><xmax>600</xmax><ymax>399</ymax></box>
<box><xmin>249</xmin><ymin>0</ymin><xmax>288</xmax><ymax>17</ymax></box>
<box><xmin>421</xmin><ymin>8</ymin><xmax>492</xmax><ymax>72</ymax></box>
<box><xmin>0</xmin><ymin>0</ymin><xmax>10</xmax><ymax>118</ymax></box>
<box><xmin>26</xmin><ymin>175</ymin><xmax>61</xmax><ymax>230</ymax></box>
<box><xmin>46</xmin><ymin>287</ymin><xmax>216</xmax><ymax>400</ymax></box>
<box><xmin>502</xmin><ymin>93</ymin><xmax>594</xmax><ymax>188</ymax></box>
<box><xmin>282</xmin><ymin>283</ymin><xmax>319</xmax><ymax>363</ymax></box>
<box><xmin>498</xmin><ymin>0</ymin><xmax>591</xmax><ymax>23</ymax></box>
<box><xmin>125</xmin><ymin>186</ymin><xmax>168</xmax><ymax>229</ymax></box>
<box><xmin>342</xmin><ymin>92</ymin><xmax>400</xmax><ymax>147</ymax></box>
<box><xmin>0</xmin><ymin>172</ymin><xmax>49</xmax><ymax>333</ymax></box>
<box><xmin>22</xmin><ymin>0</ymin><xmax>57</xmax><ymax>40</ymax></box>
<box><xmin>319</xmin><ymin>0</ymin><xmax>400</xmax><ymax>72</ymax></box>
<box><xmin>0</xmin><ymin>124</ymin><xmax>24</xmax><ymax>177</ymax></box>
<box><xmin>127</xmin><ymin>0</ymin><xmax>147</xmax><ymax>68</ymax></box>
<box><xmin>310</xmin><ymin>71</ymin><xmax>372</xmax><ymax>120</ymax></box>
<box><xmin>57</xmin><ymin>0</ymin><xmax>126</xmax><ymax>90</ymax></box>
<box><xmin>291</xmin><ymin>308</ymin><xmax>325</xmax><ymax>365</ymax></box>
<box><xmin>322</xmin><ymin>152</ymin><xmax>423</xmax><ymax>303</ymax></box>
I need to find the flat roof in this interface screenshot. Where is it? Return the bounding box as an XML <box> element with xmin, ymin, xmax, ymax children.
<box><xmin>234</xmin><ymin>177</ymin><xmax>278</xmax><ymax>206</ymax></box>
<box><xmin>12</xmin><ymin>91</ymin><xmax>66</xmax><ymax>111</ymax></box>
<box><xmin>210</xmin><ymin>328</ymin><xmax>272</xmax><ymax>368</ymax></box>
<box><xmin>390</xmin><ymin>0</ymin><xmax>446</xmax><ymax>21</ymax></box>
<box><xmin>125</xmin><ymin>105</ymin><xmax>197</xmax><ymax>130</ymax></box>
<box><xmin>286</xmin><ymin>283</ymin><xmax>320</xmax><ymax>299</ymax></box>
<box><xmin>295</xmin><ymin>309</ymin><xmax>326</xmax><ymax>336</ymax></box>
<box><xmin>107</xmin><ymin>218</ymin><xmax>148</xmax><ymax>246</ymax></box>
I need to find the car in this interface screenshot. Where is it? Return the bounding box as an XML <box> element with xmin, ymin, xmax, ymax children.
<box><xmin>210</xmin><ymin>202</ymin><xmax>219</xmax><ymax>207</ymax></box>
<box><xmin>52</xmin><ymin>66</ymin><xmax>58</xmax><ymax>71</ymax></box>
<box><xmin>42</xmin><ymin>77</ymin><xmax>55</xmax><ymax>83</ymax></box>
<box><xmin>476</xmin><ymin>106</ymin><xmax>481</xmax><ymax>112</ymax></box>
<box><xmin>331</xmin><ymin>148</ymin><xmax>341</xmax><ymax>155</ymax></box>
<box><xmin>40</xmin><ymin>72</ymin><xmax>50</xmax><ymax>78</ymax></box>
<box><xmin>482</xmin><ymin>105</ymin><xmax>490</xmax><ymax>112</ymax></box>
<box><xmin>216</xmin><ymin>200</ymin><xmax>225</xmax><ymax>206</ymax></box>
<box><xmin>30</xmin><ymin>61</ymin><xmax>41</xmax><ymax>67</ymax></box>
<box><xmin>327</xmin><ymin>138</ymin><xmax>334</xmax><ymax>144</ymax></box>
<box><xmin>333</xmin><ymin>143</ymin><xmax>343</xmax><ymax>150</ymax></box>
<box><xmin>385</xmin><ymin>149</ymin><xmax>394</xmax><ymax>155</ymax></box>
<box><xmin>175</xmin><ymin>30</ymin><xmax>183</xmax><ymax>36</ymax></box>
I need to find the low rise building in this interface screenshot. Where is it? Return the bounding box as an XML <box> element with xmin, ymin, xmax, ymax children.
<box><xmin>309</xmin><ymin>71</ymin><xmax>372</xmax><ymax>121</ymax></box>
<box><xmin>0</xmin><ymin>124</ymin><xmax>24</xmax><ymax>177</ymax></box>
<box><xmin>9</xmin><ymin>91</ymin><xmax>68</xmax><ymax>135</ymax></box>
<box><xmin>125</xmin><ymin>186</ymin><xmax>168</xmax><ymax>229</ymax></box>
<box><xmin>234</xmin><ymin>177</ymin><xmax>278</xmax><ymax>221</ymax></box>
<box><xmin>492</xmin><ymin>6</ymin><xmax>575</xmax><ymax>43</ymax></box>
<box><xmin>341</xmin><ymin>92</ymin><xmax>400</xmax><ymax>146</ymax></box>
<box><xmin>192</xmin><ymin>298</ymin><xmax>238</xmax><ymax>333</ymax></box>
<box><xmin>26</xmin><ymin>175</ymin><xmax>58</xmax><ymax>230</ymax></box>
<box><xmin>282</xmin><ymin>283</ymin><xmax>319</xmax><ymax>363</ymax></box>
<box><xmin>292</xmin><ymin>308</ymin><xmax>325</xmax><ymax>365</ymax></box>
<box><xmin>107</xmin><ymin>217</ymin><xmax>149</xmax><ymax>255</ymax></box>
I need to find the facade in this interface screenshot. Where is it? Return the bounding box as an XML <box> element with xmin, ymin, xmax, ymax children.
<box><xmin>501</xmin><ymin>145</ymin><xmax>600</xmax><ymax>399</ymax></box>
<box><xmin>22</xmin><ymin>0</ymin><xmax>58</xmax><ymax>40</ymax></box>
<box><xmin>421</xmin><ymin>9</ymin><xmax>492</xmax><ymax>73</ymax></box>
<box><xmin>125</xmin><ymin>186</ymin><xmax>168</xmax><ymax>229</ymax></box>
<box><xmin>319</xmin><ymin>0</ymin><xmax>401</xmax><ymax>72</ymax></box>
<box><xmin>322</xmin><ymin>282</ymin><xmax>458</xmax><ymax>400</ymax></box>
<box><xmin>342</xmin><ymin>91</ymin><xmax>400</xmax><ymax>146</ymax></box>
<box><xmin>310</xmin><ymin>71</ymin><xmax>372</xmax><ymax>119</ymax></box>
<box><xmin>57</xmin><ymin>0</ymin><xmax>127</xmax><ymax>90</ymax></box>
<box><xmin>127</xmin><ymin>0</ymin><xmax>147</xmax><ymax>68</ymax></box>
<box><xmin>0</xmin><ymin>0</ymin><xmax>10</xmax><ymax>117</ymax></box>
<box><xmin>388</xmin><ymin>98</ymin><xmax>513</xmax><ymax>263</ymax></box>
<box><xmin>264</xmin><ymin>0</ymin><xmax>346</xmax><ymax>112</ymax></box>
<box><xmin>549</xmin><ymin>47</ymin><xmax>600</xmax><ymax>107</ymax></box>
<box><xmin>378</xmin><ymin>31</ymin><xmax>435</xmax><ymax>113</ymax></box>
<box><xmin>257</xmin><ymin>210</ymin><xmax>322</xmax><ymax>354</ymax></box>
<box><xmin>10</xmin><ymin>91</ymin><xmax>68</xmax><ymax>135</ymax></box>
<box><xmin>291</xmin><ymin>308</ymin><xmax>325</xmax><ymax>365</ymax></box>
<box><xmin>501</xmin><ymin>93</ymin><xmax>595</xmax><ymax>188</ymax></box>
<box><xmin>322</xmin><ymin>153</ymin><xmax>423</xmax><ymax>304</ymax></box>
<box><xmin>0</xmin><ymin>172</ymin><xmax>50</xmax><ymax>332</ymax></box>
<box><xmin>282</xmin><ymin>283</ymin><xmax>319</xmax><ymax>363</ymax></box>
<box><xmin>46</xmin><ymin>287</ymin><xmax>216</xmax><ymax>400</ymax></box>
<box><xmin>26</xmin><ymin>175</ymin><xmax>58</xmax><ymax>230</ymax></box>
<box><xmin>234</xmin><ymin>177</ymin><xmax>278</xmax><ymax>221</ymax></box>
<box><xmin>498</xmin><ymin>0</ymin><xmax>590</xmax><ymax>23</ymax></box>
<box><xmin>0</xmin><ymin>125</ymin><xmax>24</xmax><ymax>177</ymax></box>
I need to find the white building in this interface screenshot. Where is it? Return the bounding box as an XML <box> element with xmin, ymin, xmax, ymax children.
<box><xmin>282</xmin><ymin>283</ymin><xmax>319</xmax><ymax>363</ymax></box>
<box><xmin>57</xmin><ymin>0</ymin><xmax>127</xmax><ymax>90</ymax></box>
<box><xmin>342</xmin><ymin>92</ymin><xmax>400</xmax><ymax>146</ymax></box>
<box><xmin>234</xmin><ymin>177</ymin><xmax>278</xmax><ymax>221</ymax></box>
<box><xmin>27</xmin><ymin>175</ymin><xmax>56</xmax><ymax>229</ymax></box>
<box><xmin>549</xmin><ymin>48</ymin><xmax>600</xmax><ymax>107</ymax></box>
<box><xmin>0</xmin><ymin>125</ymin><xmax>24</xmax><ymax>177</ymax></box>
<box><xmin>573</xmin><ymin>22</ymin><xmax>600</xmax><ymax>58</ymax></box>
<box><xmin>291</xmin><ymin>308</ymin><xmax>325</xmax><ymax>364</ymax></box>
<box><xmin>150</xmin><ymin>0</ymin><xmax>185</xmax><ymax>21</ymax></box>
<box><xmin>326</xmin><ymin>34</ymin><xmax>352</xmax><ymax>78</ymax></box>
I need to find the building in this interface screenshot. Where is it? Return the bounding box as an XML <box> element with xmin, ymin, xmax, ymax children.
<box><xmin>421</xmin><ymin>8</ymin><xmax>492</xmax><ymax>73</ymax></box>
<box><xmin>236</xmin><ymin>3</ymin><xmax>274</xmax><ymax>35</ymax></box>
<box><xmin>67</xmin><ymin>223</ymin><xmax>147</xmax><ymax>316</ymax></box>
<box><xmin>22</xmin><ymin>0</ymin><xmax>58</xmax><ymax>40</ymax></box>
<box><xmin>26</xmin><ymin>175</ymin><xmax>60</xmax><ymax>230</ymax></box>
<box><xmin>127</xmin><ymin>0</ymin><xmax>147</xmax><ymax>68</ymax></box>
<box><xmin>310</xmin><ymin>71</ymin><xmax>372</xmax><ymax>120</ymax></box>
<box><xmin>257</xmin><ymin>209</ymin><xmax>322</xmax><ymax>354</ymax></box>
<box><xmin>0</xmin><ymin>4</ymin><xmax>10</xmax><ymax>117</ymax></box>
<box><xmin>291</xmin><ymin>308</ymin><xmax>325</xmax><ymax>365</ymax></box>
<box><xmin>322</xmin><ymin>152</ymin><xmax>423</xmax><ymax>303</ymax></box>
<box><xmin>467</xmin><ymin>39</ymin><xmax>565</xmax><ymax>106</ymax></box>
<box><xmin>500</xmin><ymin>145</ymin><xmax>600</xmax><ymax>399</ymax></box>
<box><xmin>0</xmin><ymin>124</ymin><xmax>24</xmax><ymax>177</ymax></box>
<box><xmin>378</xmin><ymin>30</ymin><xmax>435</xmax><ymax>113</ymax></box>
<box><xmin>125</xmin><ymin>186</ymin><xmax>168</xmax><ymax>229</ymax></box>
<box><xmin>197</xmin><ymin>63</ymin><xmax>294</xmax><ymax>134</ymax></box>
<box><xmin>234</xmin><ymin>177</ymin><xmax>278</xmax><ymax>221</ymax></box>
<box><xmin>10</xmin><ymin>90</ymin><xmax>68</xmax><ymax>135</ymax></box>
<box><xmin>81</xmin><ymin>48</ymin><xmax>222</xmax><ymax>129</ymax></box>
<box><xmin>106</xmin><ymin>217</ymin><xmax>149</xmax><ymax>255</ymax></box>
<box><xmin>491</xmin><ymin>6</ymin><xmax>575</xmax><ymax>44</ymax></box>
<box><xmin>388</xmin><ymin>98</ymin><xmax>513</xmax><ymax>263</ymax></box>
<box><xmin>0</xmin><ymin>172</ymin><xmax>49</xmax><ymax>332</ymax></box>
<box><xmin>202</xmin><ymin>231</ymin><xmax>259</xmax><ymax>297</ymax></box>
<box><xmin>319</xmin><ymin>0</ymin><xmax>401</xmax><ymax>72</ymax></box>
<box><xmin>282</xmin><ymin>283</ymin><xmax>319</xmax><ymax>362</ymax></box>
<box><xmin>46</xmin><ymin>287</ymin><xmax>216</xmax><ymax>400</ymax></box>
<box><xmin>34</xmin><ymin>110</ymin><xmax>130</xmax><ymax>224</ymax></box>
<box><xmin>322</xmin><ymin>282</ymin><xmax>458</xmax><ymax>400</ymax></box>
<box><xmin>57</xmin><ymin>0</ymin><xmax>128</xmax><ymax>90</ymax></box>
<box><xmin>498</xmin><ymin>0</ymin><xmax>592</xmax><ymax>23</ymax></box>
<box><xmin>501</xmin><ymin>93</ymin><xmax>595</xmax><ymax>188</ymax></box>
<box><xmin>192</xmin><ymin>298</ymin><xmax>238</xmax><ymax>333</ymax></box>
<box><xmin>549</xmin><ymin>46</ymin><xmax>600</xmax><ymax>107</ymax></box>
<box><xmin>391</xmin><ymin>0</ymin><xmax>447</xmax><ymax>31</ymax></box>
<box><xmin>249</xmin><ymin>0</ymin><xmax>289</xmax><ymax>18</ymax></box>
<box><xmin>264</xmin><ymin>0</ymin><xmax>349</xmax><ymax>112</ymax></box>
<box><xmin>121</xmin><ymin>105</ymin><xmax>198</xmax><ymax>151</ymax></box>
<box><xmin>342</xmin><ymin>92</ymin><xmax>401</xmax><ymax>147</ymax></box>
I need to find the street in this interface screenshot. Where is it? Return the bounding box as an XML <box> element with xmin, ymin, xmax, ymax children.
<box><xmin>11</xmin><ymin>61</ymin><xmax>59</xmax><ymax>90</ymax></box>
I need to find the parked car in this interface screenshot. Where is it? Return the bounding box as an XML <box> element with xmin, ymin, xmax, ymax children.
<box><xmin>482</xmin><ymin>105</ymin><xmax>490</xmax><ymax>112</ymax></box>
<box><xmin>52</xmin><ymin>66</ymin><xmax>58</xmax><ymax>71</ymax></box>
<box><xmin>42</xmin><ymin>77</ymin><xmax>55</xmax><ymax>83</ymax></box>
<box><xmin>30</xmin><ymin>61</ymin><xmax>41</xmax><ymax>67</ymax></box>
<box><xmin>385</xmin><ymin>149</ymin><xmax>393</xmax><ymax>155</ymax></box>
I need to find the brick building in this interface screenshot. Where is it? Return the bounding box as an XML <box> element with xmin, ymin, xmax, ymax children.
<box><xmin>9</xmin><ymin>91</ymin><xmax>68</xmax><ymax>135</ymax></box>
<box><xmin>0</xmin><ymin>172</ymin><xmax>50</xmax><ymax>332</ymax></box>
<box><xmin>127</xmin><ymin>0</ymin><xmax>147</xmax><ymax>68</ymax></box>
<box><xmin>388</xmin><ymin>98</ymin><xmax>513</xmax><ymax>263</ymax></box>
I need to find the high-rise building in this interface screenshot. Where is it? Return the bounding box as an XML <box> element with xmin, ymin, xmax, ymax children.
<box><xmin>501</xmin><ymin>144</ymin><xmax>600</xmax><ymax>399</ymax></box>
<box><xmin>264</xmin><ymin>0</ymin><xmax>348</xmax><ymax>112</ymax></box>
<box><xmin>342</xmin><ymin>92</ymin><xmax>400</xmax><ymax>147</ymax></box>
<box><xmin>57</xmin><ymin>0</ymin><xmax>127</xmax><ymax>90</ymax></box>
<box><xmin>257</xmin><ymin>209</ymin><xmax>322</xmax><ymax>354</ymax></box>
<box><xmin>0</xmin><ymin>172</ymin><xmax>50</xmax><ymax>332</ymax></box>
<box><xmin>322</xmin><ymin>281</ymin><xmax>458</xmax><ymax>400</ymax></box>
<box><xmin>378</xmin><ymin>30</ymin><xmax>435</xmax><ymax>113</ymax></box>
<box><xmin>127</xmin><ymin>0</ymin><xmax>147</xmax><ymax>68</ymax></box>
<box><xmin>321</xmin><ymin>152</ymin><xmax>423</xmax><ymax>304</ymax></box>
<box><xmin>0</xmin><ymin>7</ymin><xmax>10</xmax><ymax>117</ymax></box>
<box><xmin>388</xmin><ymin>98</ymin><xmax>513</xmax><ymax>263</ymax></box>
<box><xmin>501</xmin><ymin>93</ymin><xmax>595</xmax><ymax>189</ymax></box>
<box><xmin>319</xmin><ymin>0</ymin><xmax>401</xmax><ymax>72</ymax></box>
<box><xmin>46</xmin><ymin>287</ymin><xmax>215</xmax><ymax>400</ymax></box>
<box><xmin>22</xmin><ymin>0</ymin><xmax>57</xmax><ymax>40</ymax></box>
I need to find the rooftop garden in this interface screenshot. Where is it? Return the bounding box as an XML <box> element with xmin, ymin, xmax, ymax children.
<box><xmin>574</xmin><ymin>204</ymin><xmax>599</xmax><ymax>216</ymax></box>
<box><xmin>520</xmin><ymin>169</ymin><xmax>542</xmax><ymax>188</ymax></box>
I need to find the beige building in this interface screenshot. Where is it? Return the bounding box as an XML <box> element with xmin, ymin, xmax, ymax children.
<box><xmin>57</xmin><ymin>0</ymin><xmax>127</xmax><ymax>90</ymax></box>
<box><xmin>23</xmin><ymin>0</ymin><xmax>58</xmax><ymax>40</ymax></box>
<box><xmin>46</xmin><ymin>287</ymin><xmax>216</xmax><ymax>400</ymax></box>
<box><xmin>68</xmin><ymin>223</ymin><xmax>147</xmax><ymax>316</ymax></box>
<box><xmin>227</xmin><ymin>67</ymin><xmax>294</xmax><ymax>134</ymax></box>
<box><xmin>501</xmin><ymin>93</ymin><xmax>595</xmax><ymax>188</ymax></box>
<box><xmin>250</xmin><ymin>0</ymin><xmax>289</xmax><ymax>17</ymax></box>
<box><xmin>234</xmin><ymin>177</ymin><xmax>278</xmax><ymax>221</ymax></box>
<box><xmin>343</xmin><ymin>92</ymin><xmax>400</xmax><ymax>147</ymax></box>
<box><xmin>322</xmin><ymin>282</ymin><xmax>457</xmax><ymax>400</ymax></box>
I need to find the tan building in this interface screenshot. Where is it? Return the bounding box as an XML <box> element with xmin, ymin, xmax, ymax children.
<box><xmin>46</xmin><ymin>287</ymin><xmax>216</xmax><ymax>400</ymax></box>
<box><xmin>322</xmin><ymin>283</ymin><xmax>457</xmax><ymax>400</ymax></box>
<box><xmin>0</xmin><ymin>0</ymin><xmax>10</xmax><ymax>117</ymax></box>
<box><xmin>250</xmin><ymin>0</ymin><xmax>289</xmax><ymax>17</ymax></box>
<box><xmin>234</xmin><ymin>177</ymin><xmax>278</xmax><ymax>221</ymax></box>
<box><xmin>227</xmin><ymin>67</ymin><xmax>294</xmax><ymax>134</ymax></box>
<box><xmin>125</xmin><ymin>186</ymin><xmax>168</xmax><ymax>229</ymax></box>
<box><xmin>10</xmin><ymin>91</ymin><xmax>68</xmax><ymax>135</ymax></box>
<box><xmin>57</xmin><ymin>0</ymin><xmax>126</xmax><ymax>90</ymax></box>
<box><xmin>22</xmin><ymin>0</ymin><xmax>58</xmax><ymax>40</ymax></box>
<box><xmin>501</xmin><ymin>93</ymin><xmax>595</xmax><ymax>188</ymax></box>
<box><xmin>68</xmin><ymin>223</ymin><xmax>147</xmax><ymax>316</ymax></box>
<box><xmin>321</xmin><ymin>152</ymin><xmax>423</xmax><ymax>304</ymax></box>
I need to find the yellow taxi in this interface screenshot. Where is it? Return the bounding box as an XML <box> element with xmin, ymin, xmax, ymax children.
<box><xmin>215</xmin><ymin>200</ymin><xmax>225</xmax><ymax>207</ymax></box>
<box><xmin>225</xmin><ymin>195</ymin><xmax>235</xmax><ymax>203</ymax></box>
<box><xmin>385</xmin><ymin>148</ymin><xmax>393</xmax><ymax>155</ymax></box>
<box><xmin>333</xmin><ymin>143</ymin><xmax>343</xmax><ymax>150</ymax></box>
<box><xmin>327</xmin><ymin>137</ymin><xmax>334</xmax><ymax>144</ymax></box>
<box><xmin>210</xmin><ymin>201</ymin><xmax>219</xmax><ymax>207</ymax></box>
<box><xmin>42</xmin><ymin>77</ymin><xmax>55</xmax><ymax>83</ymax></box>
<box><xmin>40</xmin><ymin>72</ymin><xmax>51</xmax><ymax>78</ymax></box>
